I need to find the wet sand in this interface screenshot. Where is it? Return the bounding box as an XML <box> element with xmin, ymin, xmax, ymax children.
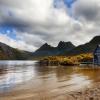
<box><xmin>0</xmin><ymin>82</ymin><xmax>100</xmax><ymax>100</ymax></box>
<box><xmin>69</xmin><ymin>82</ymin><xmax>100</xmax><ymax>100</ymax></box>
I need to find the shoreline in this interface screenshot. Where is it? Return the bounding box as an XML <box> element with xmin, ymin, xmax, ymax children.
<box><xmin>0</xmin><ymin>82</ymin><xmax>100</xmax><ymax>100</ymax></box>
<box><xmin>67</xmin><ymin>82</ymin><xmax>100</xmax><ymax>100</ymax></box>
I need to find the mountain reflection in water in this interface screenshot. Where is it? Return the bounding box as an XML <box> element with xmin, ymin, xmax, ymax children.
<box><xmin>0</xmin><ymin>61</ymin><xmax>100</xmax><ymax>99</ymax></box>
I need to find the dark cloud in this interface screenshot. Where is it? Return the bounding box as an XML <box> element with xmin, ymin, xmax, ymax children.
<box><xmin>72</xmin><ymin>0</ymin><xmax>100</xmax><ymax>22</ymax></box>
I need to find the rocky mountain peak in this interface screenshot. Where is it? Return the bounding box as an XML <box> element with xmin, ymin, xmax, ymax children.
<box><xmin>57</xmin><ymin>41</ymin><xmax>75</xmax><ymax>49</ymax></box>
<box><xmin>37</xmin><ymin>43</ymin><xmax>54</xmax><ymax>51</ymax></box>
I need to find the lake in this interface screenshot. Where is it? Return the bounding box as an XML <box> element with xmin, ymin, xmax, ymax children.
<box><xmin>0</xmin><ymin>61</ymin><xmax>100</xmax><ymax>100</ymax></box>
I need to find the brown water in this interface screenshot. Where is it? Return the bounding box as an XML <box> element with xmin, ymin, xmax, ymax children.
<box><xmin>0</xmin><ymin>61</ymin><xmax>100</xmax><ymax>100</ymax></box>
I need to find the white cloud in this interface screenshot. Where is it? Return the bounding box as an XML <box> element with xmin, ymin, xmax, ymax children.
<box><xmin>0</xmin><ymin>0</ymin><xmax>100</xmax><ymax>51</ymax></box>
<box><xmin>0</xmin><ymin>34</ymin><xmax>36</xmax><ymax>51</ymax></box>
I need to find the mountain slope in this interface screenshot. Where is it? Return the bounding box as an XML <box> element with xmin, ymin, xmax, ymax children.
<box><xmin>57</xmin><ymin>41</ymin><xmax>75</xmax><ymax>55</ymax></box>
<box><xmin>57</xmin><ymin>41</ymin><xmax>75</xmax><ymax>50</ymax></box>
<box><xmin>63</xmin><ymin>36</ymin><xmax>100</xmax><ymax>56</ymax></box>
<box><xmin>0</xmin><ymin>36</ymin><xmax>100</xmax><ymax>59</ymax></box>
<box><xmin>33</xmin><ymin>41</ymin><xmax>75</xmax><ymax>57</ymax></box>
<box><xmin>33</xmin><ymin>36</ymin><xmax>100</xmax><ymax>57</ymax></box>
<box><xmin>0</xmin><ymin>42</ymin><xmax>32</xmax><ymax>60</ymax></box>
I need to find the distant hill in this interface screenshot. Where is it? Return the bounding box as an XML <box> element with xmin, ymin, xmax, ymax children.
<box><xmin>33</xmin><ymin>41</ymin><xmax>75</xmax><ymax>57</ymax></box>
<box><xmin>0</xmin><ymin>36</ymin><xmax>100</xmax><ymax>59</ymax></box>
<box><xmin>0</xmin><ymin>42</ymin><xmax>33</xmax><ymax>60</ymax></box>
<box><xmin>63</xmin><ymin>36</ymin><xmax>100</xmax><ymax>56</ymax></box>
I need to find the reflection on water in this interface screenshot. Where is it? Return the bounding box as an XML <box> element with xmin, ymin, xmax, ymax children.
<box><xmin>0</xmin><ymin>61</ymin><xmax>100</xmax><ymax>96</ymax></box>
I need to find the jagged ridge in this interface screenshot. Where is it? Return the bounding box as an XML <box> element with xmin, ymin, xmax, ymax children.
<box><xmin>33</xmin><ymin>41</ymin><xmax>75</xmax><ymax>57</ymax></box>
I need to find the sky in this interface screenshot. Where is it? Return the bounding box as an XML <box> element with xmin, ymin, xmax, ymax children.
<box><xmin>0</xmin><ymin>0</ymin><xmax>100</xmax><ymax>52</ymax></box>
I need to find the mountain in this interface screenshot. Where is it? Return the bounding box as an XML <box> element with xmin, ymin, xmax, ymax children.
<box><xmin>0</xmin><ymin>42</ymin><xmax>33</xmax><ymax>60</ymax></box>
<box><xmin>33</xmin><ymin>36</ymin><xmax>100</xmax><ymax>57</ymax></box>
<box><xmin>63</xmin><ymin>36</ymin><xmax>100</xmax><ymax>56</ymax></box>
<box><xmin>33</xmin><ymin>41</ymin><xmax>75</xmax><ymax>57</ymax></box>
<box><xmin>57</xmin><ymin>41</ymin><xmax>75</xmax><ymax>50</ymax></box>
<box><xmin>0</xmin><ymin>36</ymin><xmax>100</xmax><ymax>59</ymax></box>
<box><xmin>36</xmin><ymin>43</ymin><xmax>55</xmax><ymax>51</ymax></box>
<box><xmin>90</xmin><ymin>36</ymin><xmax>100</xmax><ymax>44</ymax></box>
<box><xmin>57</xmin><ymin>41</ymin><xmax>75</xmax><ymax>55</ymax></box>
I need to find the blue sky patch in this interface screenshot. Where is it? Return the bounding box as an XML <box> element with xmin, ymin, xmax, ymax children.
<box><xmin>0</xmin><ymin>26</ymin><xmax>17</xmax><ymax>40</ymax></box>
<box><xmin>63</xmin><ymin>0</ymin><xmax>76</xmax><ymax>8</ymax></box>
<box><xmin>54</xmin><ymin>0</ymin><xmax>76</xmax><ymax>8</ymax></box>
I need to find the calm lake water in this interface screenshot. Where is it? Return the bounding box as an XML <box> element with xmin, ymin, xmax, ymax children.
<box><xmin>0</xmin><ymin>61</ymin><xmax>100</xmax><ymax>99</ymax></box>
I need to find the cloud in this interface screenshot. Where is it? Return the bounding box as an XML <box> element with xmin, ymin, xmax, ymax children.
<box><xmin>0</xmin><ymin>33</ymin><xmax>36</xmax><ymax>51</ymax></box>
<box><xmin>71</xmin><ymin>0</ymin><xmax>100</xmax><ymax>38</ymax></box>
<box><xmin>72</xmin><ymin>0</ymin><xmax>100</xmax><ymax>23</ymax></box>
<box><xmin>0</xmin><ymin>0</ymin><xmax>100</xmax><ymax>51</ymax></box>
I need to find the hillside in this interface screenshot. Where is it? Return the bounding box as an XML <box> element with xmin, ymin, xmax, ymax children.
<box><xmin>33</xmin><ymin>41</ymin><xmax>75</xmax><ymax>57</ymax></box>
<box><xmin>0</xmin><ymin>36</ymin><xmax>100</xmax><ymax>60</ymax></box>
<box><xmin>63</xmin><ymin>36</ymin><xmax>100</xmax><ymax>56</ymax></box>
<box><xmin>0</xmin><ymin>42</ymin><xmax>33</xmax><ymax>60</ymax></box>
<box><xmin>33</xmin><ymin>36</ymin><xmax>100</xmax><ymax>57</ymax></box>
